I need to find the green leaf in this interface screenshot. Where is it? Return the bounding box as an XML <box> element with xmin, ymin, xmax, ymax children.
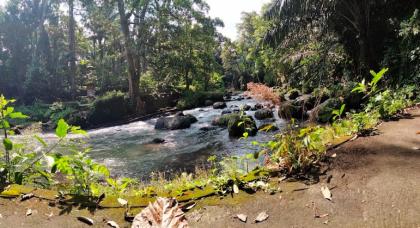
<box><xmin>55</xmin><ymin>119</ymin><xmax>69</xmax><ymax>138</ymax></box>
<box><xmin>371</xmin><ymin>68</ymin><xmax>389</xmax><ymax>86</ymax></box>
<box><xmin>9</xmin><ymin>112</ymin><xmax>28</xmax><ymax>119</ymax></box>
<box><xmin>1</xmin><ymin>120</ymin><xmax>10</xmax><ymax>129</ymax></box>
<box><xmin>70</xmin><ymin>126</ymin><xmax>87</xmax><ymax>135</ymax></box>
<box><xmin>3</xmin><ymin>138</ymin><xmax>13</xmax><ymax>151</ymax></box>
<box><xmin>34</xmin><ymin>135</ymin><xmax>48</xmax><ymax>147</ymax></box>
<box><xmin>340</xmin><ymin>104</ymin><xmax>346</xmax><ymax>115</ymax></box>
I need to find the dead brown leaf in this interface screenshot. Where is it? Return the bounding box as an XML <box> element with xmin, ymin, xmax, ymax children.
<box><xmin>254</xmin><ymin>211</ymin><xmax>269</xmax><ymax>223</ymax></box>
<box><xmin>321</xmin><ymin>186</ymin><xmax>332</xmax><ymax>201</ymax></box>
<box><xmin>131</xmin><ymin>197</ymin><xmax>189</xmax><ymax>228</ymax></box>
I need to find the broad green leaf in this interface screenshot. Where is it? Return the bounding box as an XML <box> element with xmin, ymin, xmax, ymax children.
<box><xmin>55</xmin><ymin>119</ymin><xmax>69</xmax><ymax>138</ymax></box>
<box><xmin>3</xmin><ymin>138</ymin><xmax>13</xmax><ymax>151</ymax></box>
<box><xmin>9</xmin><ymin>112</ymin><xmax>28</xmax><ymax>119</ymax></box>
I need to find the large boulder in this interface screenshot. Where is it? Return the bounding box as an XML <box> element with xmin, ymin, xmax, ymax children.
<box><xmin>227</xmin><ymin>115</ymin><xmax>258</xmax><ymax>137</ymax></box>
<box><xmin>287</xmin><ymin>89</ymin><xmax>301</xmax><ymax>100</ymax></box>
<box><xmin>184</xmin><ymin>114</ymin><xmax>198</xmax><ymax>124</ymax></box>
<box><xmin>254</xmin><ymin>108</ymin><xmax>274</xmax><ymax>120</ymax></box>
<box><xmin>155</xmin><ymin>114</ymin><xmax>197</xmax><ymax>130</ymax></box>
<box><xmin>278</xmin><ymin>101</ymin><xmax>307</xmax><ymax>120</ymax></box>
<box><xmin>309</xmin><ymin>98</ymin><xmax>341</xmax><ymax>123</ymax></box>
<box><xmin>293</xmin><ymin>94</ymin><xmax>316</xmax><ymax>111</ymax></box>
<box><xmin>212</xmin><ymin>113</ymin><xmax>239</xmax><ymax>127</ymax></box>
<box><xmin>213</xmin><ymin>102</ymin><xmax>227</xmax><ymax>109</ymax></box>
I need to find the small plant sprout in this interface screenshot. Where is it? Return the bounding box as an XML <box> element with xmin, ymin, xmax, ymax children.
<box><xmin>332</xmin><ymin>104</ymin><xmax>346</xmax><ymax>120</ymax></box>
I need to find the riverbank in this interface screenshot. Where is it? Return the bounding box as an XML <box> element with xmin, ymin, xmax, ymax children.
<box><xmin>1</xmin><ymin>108</ymin><xmax>419</xmax><ymax>227</ymax></box>
<box><xmin>190</xmin><ymin>108</ymin><xmax>420</xmax><ymax>227</ymax></box>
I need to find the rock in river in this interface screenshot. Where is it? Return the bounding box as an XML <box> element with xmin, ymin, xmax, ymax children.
<box><xmin>155</xmin><ymin>114</ymin><xmax>198</xmax><ymax>130</ymax></box>
<box><xmin>152</xmin><ymin>138</ymin><xmax>165</xmax><ymax>144</ymax></box>
<box><xmin>213</xmin><ymin>102</ymin><xmax>227</xmax><ymax>109</ymax></box>
<box><xmin>254</xmin><ymin>108</ymin><xmax>274</xmax><ymax>120</ymax></box>
<box><xmin>228</xmin><ymin>115</ymin><xmax>257</xmax><ymax>137</ymax></box>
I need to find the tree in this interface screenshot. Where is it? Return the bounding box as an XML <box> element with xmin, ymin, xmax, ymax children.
<box><xmin>68</xmin><ymin>0</ymin><xmax>76</xmax><ymax>98</ymax></box>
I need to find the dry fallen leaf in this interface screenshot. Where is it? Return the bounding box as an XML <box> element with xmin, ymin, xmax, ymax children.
<box><xmin>416</xmin><ymin>131</ymin><xmax>420</xmax><ymax>135</ymax></box>
<box><xmin>236</xmin><ymin>214</ymin><xmax>247</xmax><ymax>223</ymax></box>
<box><xmin>26</xmin><ymin>209</ymin><xmax>32</xmax><ymax>216</ymax></box>
<box><xmin>117</xmin><ymin>198</ymin><xmax>128</xmax><ymax>206</ymax></box>
<box><xmin>77</xmin><ymin>216</ymin><xmax>94</xmax><ymax>226</ymax></box>
<box><xmin>131</xmin><ymin>197</ymin><xmax>189</xmax><ymax>228</ymax></box>
<box><xmin>107</xmin><ymin>220</ymin><xmax>120</xmax><ymax>228</ymax></box>
<box><xmin>316</xmin><ymin>213</ymin><xmax>329</xmax><ymax>218</ymax></box>
<box><xmin>330</xmin><ymin>153</ymin><xmax>337</xmax><ymax>158</ymax></box>
<box><xmin>254</xmin><ymin>211</ymin><xmax>269</xmax><ymax>223</ymax></box>
<box><xmin>180</xmin><ymin>202</ymin><xmax>196</xmax><ymax>212</ymax></box>
<box><xmin>321</xmin><ymin>186</ymin><xmax>332</xmax><ymax>201</ymax></box>
<box><xmin>21</xmin><ymin>193</ymin><xmax>34</xmax><ymax>201</ymax></box>
<box><xmin>233</xmin><ymin>184</ymin><xmax>239</xmax><ymax>194</ymax></box>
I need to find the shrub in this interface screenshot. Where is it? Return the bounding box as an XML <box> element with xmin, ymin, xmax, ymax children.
<box><xmin>176</xmin><ymin>91</ymin><xmax>224</xmax><ymax>110</ymax></box>
<box><xmin>88</xmin><ymin>91</ymin><xmax>132</xmax><ymax>125</ymax></box>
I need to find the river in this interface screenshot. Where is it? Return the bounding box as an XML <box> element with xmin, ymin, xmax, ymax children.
<box><xmin>48</xmin><ymin>95</ymin><xmax>286</xmax><ymax>179</ymax></box>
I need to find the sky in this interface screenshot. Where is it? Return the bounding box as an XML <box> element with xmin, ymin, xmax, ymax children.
<box><xmin>206</xmin><ymin>0</ymin><xmax>271</xmax><ymax>40</ymax></box>
<box><xmin>0</xmin><ymin>0</ymin><xmax>270</xmax><ymax>40</ymax></box>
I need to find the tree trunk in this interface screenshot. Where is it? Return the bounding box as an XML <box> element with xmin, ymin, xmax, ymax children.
<box><xmin>68</xmin><ymin>0</ymin><xmax>76</xmax><ymax>99</ymax></box>
<box><xmin>117</xmin><ymin>0</ymin><xmax>142</xmax><ymax>111</ymax></box>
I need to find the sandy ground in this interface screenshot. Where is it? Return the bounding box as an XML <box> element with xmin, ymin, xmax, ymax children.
<box><xmin>190</xmin><ymin>109</ymin><xmax>420</xmax><ymax>228</ymax></box>
<box><xmin>1</xmin><ymin>109</ymin><xmax>420</xmax><ymax>228</ymax></box>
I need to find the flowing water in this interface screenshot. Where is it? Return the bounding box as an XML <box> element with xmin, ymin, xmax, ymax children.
<box><xmin>45</xmin><ymin>95</ymin><xmax>286</xmax><ymax>179</ymax></box>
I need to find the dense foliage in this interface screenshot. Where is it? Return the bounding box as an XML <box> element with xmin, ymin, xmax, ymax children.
<box><xmin>0</xmin><ymin>0</ymin><xmax>224</xmax><ymax>112</ymax></box>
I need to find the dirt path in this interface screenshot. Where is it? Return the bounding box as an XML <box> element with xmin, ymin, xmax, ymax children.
<box><xmin>1</xmin><ymin>109</ymin><xmax>420</xmax><ymax>228</ymax></box>
<box><xmin>189</xmin><ymin>109</ymin><xmax>420</xmax><ymax>228</ymax></box>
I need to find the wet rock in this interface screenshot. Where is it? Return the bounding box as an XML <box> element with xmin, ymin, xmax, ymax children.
<box><xmin>278</xmin><ymin>101</ymin><xmax>307</xmax><ymax>120</ymax></box>
<box><xmin>293</xmin><ymin>94</ymin><xmax>316</xmax><ymax>111</ymax></box>
<box><xmin>152</xmin><ymin>138</ymin><xmax>165</xmax><ymax>144</ymax></box>
<box><xmin>174</xmin><ymin>111</ymin><xmax>184</xmax><ymax>117</ymax></box>
<box><xmin>254</xmin><ymin>109</ymin><xmax>274</xmax><ymax>120</ymax></box>
<box><xmin>212</xmin><ymin>113</ymin><xmax>240</xmax><ymax>127</ymax></box>
<box><xmin>199</xmin><ymin>126</ymin><xmax>217</xmax><ymax>131</ymax></box>
<box><xmin>309</xmin><ymin>98</ymin><xmax>341</xmax><ymax>123</ymax></box>
<box><xmin>204</xmin><ymin>100</ymin><xmax>213</xmax><ymax>106</ymax></box>
<box><xmin>155</xmin><ymin>114</ymin><xmax>198</xmax><ymax>130</ymax></box>
<box><xmin>228</xmin><ymin>115</ymin><xmax>257</xmax><ymax>137</ymax></box>
<box><xmin>287</xmin><ymin>89</ymin><xmax>301</xmax><ymax>100</ymax></box>
<box><xmin>242</xmin><ymin>104</ymin><xmax>251</xmax><ymax>111</ymax></box>
<box><xmin>213</xmin><ymin>102</ymin><xmax>227</xmax><ymax>109</ymax></box>
<box><xmin>221</xmin><ymin>110</ymin><xmax>233</xmax><ymax>115</ymax></box>
<box><xmin>184</xmin><ymin>114</ymin><xmax>198</xmax><ymax>124</ymax></box>
<box><xmin>253</xmin><ymin>103</ymin><xmax>264</xmax><ymax>111</ymax></box>
<box><xmin>11</xmin><ymin>126</ymin><xmax>23</xmax><ymax>135</ymax></box>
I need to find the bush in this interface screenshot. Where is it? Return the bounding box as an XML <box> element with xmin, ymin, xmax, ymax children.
<box><xmin>176</xmin><ymin>91</ymin><xmax>224</xmax><ymax>110</ymax></box>
<box><xmin>88</xmin><ymin>91</ymin><xmax>132</xmax><ymax>125</ymax></box>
